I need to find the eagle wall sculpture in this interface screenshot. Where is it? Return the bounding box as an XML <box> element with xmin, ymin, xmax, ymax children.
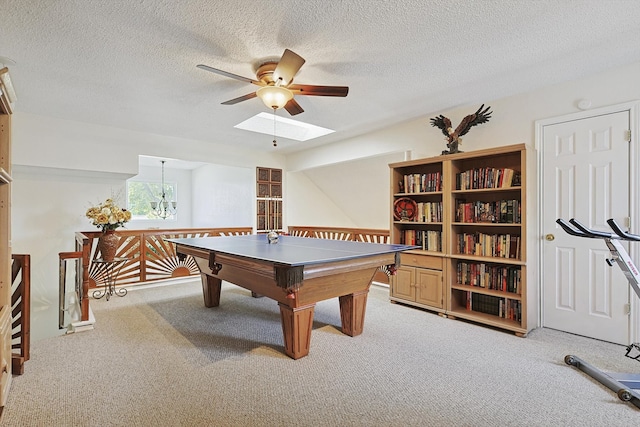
<box><xmin>430</xmin><ymin>104</ymin><xmax>492</xmax><ymax>155</ymax></box>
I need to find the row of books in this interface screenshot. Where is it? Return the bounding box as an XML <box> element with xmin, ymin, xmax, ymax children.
<box><xmin>411</xmin><ymin>202</ymin><xmax>443</xmax><ymax>223</ymax></box>
<box><xmin>401</xmin><ymin>230</ymin><xmax>442</xmax><ymax>251</ymax></box>
<box><xmin>466</xmin><ymin>292</ymin><xmax>522</xmax><ymax>322</ymax></box>
<box><xmin>456</xmin><ymin>261</ymin><xmax>521</xmax><ymax>294</ymax></box>
<box><xmin>401</xmin><ymin>172</ymin><xmax>442</xmax><ymax>193</ymax></box>
<box><xmin>456</xmin><ymin>232</ymin><xmax>521</xmax><ymax>259</ymax></box>
<box><xmin>455</xmin><ymin>167</ymin><xmax>521</xmax><ymax>190</ymax></box>
<box><xmin>455</xmin><ymin>199</ymin><xmax>521</xmax><ymax>223</ymax></box>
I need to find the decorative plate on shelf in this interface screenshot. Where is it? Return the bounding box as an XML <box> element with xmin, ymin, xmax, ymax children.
<box><xmin>393</xmin><ymin>197</ymin><xmax>418</xmax><ymax>221</ymax></box>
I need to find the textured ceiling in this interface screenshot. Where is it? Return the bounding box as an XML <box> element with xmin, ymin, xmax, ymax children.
<box><xmin>2</xmin><ymin>0</ymin><xmax>640</xmax><ymax>154</ymax></box>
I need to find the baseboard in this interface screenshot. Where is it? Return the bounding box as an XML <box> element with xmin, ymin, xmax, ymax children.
<box><xmin>67</xmin><ymin>305</ymin><xmax>95</xmax><ymax>334</ymax></box>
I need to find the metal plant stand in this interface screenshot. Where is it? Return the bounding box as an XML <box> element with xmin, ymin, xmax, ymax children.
<box><xmin>92</xmin><ymin>257</ymin><xmax>128</xmax><ymax>301</ymax></box>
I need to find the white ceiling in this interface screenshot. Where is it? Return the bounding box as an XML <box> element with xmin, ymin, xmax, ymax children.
<box><xmin>2</xmin><ymin>0</ymin><xmax>640</xmax><ymax>155</ymax></box>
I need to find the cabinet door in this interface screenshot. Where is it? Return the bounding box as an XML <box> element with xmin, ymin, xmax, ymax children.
<box><xmin>391</xmin><ymin>266</ymin><xmax>416</xmax><ymax>301</ymax></box>
<box><xmin>415</xmin><ymin>268</ymin><xmax>443</xmax><ymax>308</ymax></box>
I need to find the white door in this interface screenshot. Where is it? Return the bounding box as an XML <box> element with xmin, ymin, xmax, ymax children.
<box><xmin>542</xmin><ymin>110</ymin><xmax>630</xmax><ymax>344</ymax></box>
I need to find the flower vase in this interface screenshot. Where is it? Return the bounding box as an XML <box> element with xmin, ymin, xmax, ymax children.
<box><xmin>98</xmin><ymin>230</ymin><xmax>120</xmax><ymax>262</ymax></box>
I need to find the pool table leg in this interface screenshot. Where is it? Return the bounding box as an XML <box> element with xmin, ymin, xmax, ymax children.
<box><xmin>201</xmin><ymin>273</ymin><xmax>222</xmax><ymax>307</ymax></box>
<box><xmin>278</xmin><ymin>303</ymin><xmax>315</xmax><ymax>359</ymax></box>
<box><xmin>339</xmin><ymin>289</ymin><xmax>369</xmax><ymax>336</ymax></box>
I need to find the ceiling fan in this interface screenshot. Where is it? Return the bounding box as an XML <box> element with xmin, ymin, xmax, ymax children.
<box><xmin>197</xmin><ymin>49</ymin><xmax>349</xmax><ymax>116</ymax></box>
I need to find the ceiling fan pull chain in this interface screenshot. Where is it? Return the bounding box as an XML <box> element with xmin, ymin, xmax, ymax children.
<box><xmin>272</xmin><ymin>108</ymin><xmax>277</xmax><ymax>147</ymax></box>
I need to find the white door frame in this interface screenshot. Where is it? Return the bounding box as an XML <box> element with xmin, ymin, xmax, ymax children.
<box><xmin>535</xmin><ymin>100</ymin><xmax>640</xmax><ymax>343</ymax></box>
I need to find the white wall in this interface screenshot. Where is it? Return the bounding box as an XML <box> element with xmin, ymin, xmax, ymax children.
<box><xmin>288</xmin><ymin>61</ymin><xmax>640</xmax><ymax>171</ymax></box>
<box><xmin>130</xmin><ymin>162</ymin><xmax>257</xmax><ymax>229</ymax></box>
<box><xmin>287</xmin><ymin>153</ymin><xmax>405</xmax><ymax>229</ymax></box>
<box><xmin>11</xmin><ymin>166</ymin><xmax>129</xmax><ymax>340</ymax></box>
<box><xmin>127</xmin><ymin>164</ymin><xmax>193</xmax><ymax>229</ymax></box>
<box><xmin>287</xmin><ymin>61</ymin><xmax>640</xmax><ymax>233</ymax></box>
<box><xmin>10</xmin><ymin>113</ymin><xmax>286</xmax><ymax>340</ymax></box>
<box><xmin>285</xmin><ymin>170</ymin><xmax>353</xmax><ymax>227</ymax></box>
<box><xmin>191</xmin><ymin>164</ymin><xmax>253</xmax><ymax>228</ymax></box>
<box><xmin>13</xmin><ymin>113</ymin><xmax>286</xmax><ymax>172</ymax></box>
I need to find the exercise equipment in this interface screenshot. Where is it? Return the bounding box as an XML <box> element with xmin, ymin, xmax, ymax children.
<box><xmin>556</xmin><ymin>218</ymin><xmax>640</xmax><ymax>408</ymax></box>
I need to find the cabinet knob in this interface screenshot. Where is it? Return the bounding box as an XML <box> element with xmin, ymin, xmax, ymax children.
<box><xmin>545</xmin><ymin>234</ymin><xmax>555</xmax><ymax>241</ymax></box>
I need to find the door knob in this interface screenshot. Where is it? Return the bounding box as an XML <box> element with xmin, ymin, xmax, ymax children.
<box><xmin>545</xmin><ymin>234</ymin><xmax>555</xmax><ymax>241</ymax></box>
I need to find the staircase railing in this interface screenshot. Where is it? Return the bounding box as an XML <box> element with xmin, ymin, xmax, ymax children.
<box><xmin>11</xmin><ymin>254</ymin><xmax>30</xmax><ymax>375</ymax></box>
<box><xmin>287</xmin><ymin>226</ymin><xmax>390</xmax><ymax>243</ymax></box>
<box><xmin>287</xmin><ymin>226</ymin><xmax>391</xmax><ymax>283</ymax></box>
<box><xmin>67</xmin><ymin>227</ymin><xmax>253</xmax><ymax>323</ymax></box>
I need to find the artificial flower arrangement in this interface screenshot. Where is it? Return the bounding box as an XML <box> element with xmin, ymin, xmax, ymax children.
<box><xmin>86</xmin><ymin>198</ymin><xmax>132</xmax><ymax>232</ymax></box>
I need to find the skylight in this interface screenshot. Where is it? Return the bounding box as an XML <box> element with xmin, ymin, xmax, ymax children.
<box><xmin>234</xmin><ymin>113</ymin><xmax>335</xmax><ymax>142</ymax></box>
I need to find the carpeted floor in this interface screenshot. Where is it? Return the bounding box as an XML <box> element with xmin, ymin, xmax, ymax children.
<box><xmin>2</xmin><ymin>280</ymin><xmax>639</xmax><ymax>426</ymax></box>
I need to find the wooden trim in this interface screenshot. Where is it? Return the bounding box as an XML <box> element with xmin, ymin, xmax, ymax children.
<box><xmin>389</xmin><ymin>143</ymin><xmax>527</xmax><ymax>168</ymax></box>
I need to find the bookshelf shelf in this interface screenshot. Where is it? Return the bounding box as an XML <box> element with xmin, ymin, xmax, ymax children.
<box><xmin>449</xmin><ymin>253</ymin><xmax>525</xmax><ymax>266</ymax></box>
<box><xmin>450</xmin><ymin>284</ymin><xmax>522</xmax><ymax>300</ymax></box>
<box><xmin>389</xmin><ymin>144</ymin><xmax>532</xmax><ymax>335</ymax></box>
<box><xmin>452</xmin><ymin>186</ymin><xmax>521</xmax><ymax>195</ymax></box>
<box><xmin>394</xmin><ymin>191</ymin><xmax>443</xmax><ymax>197</ymax></box>
<box><xmin>403</xmin><ymin>249</ymin><xmax>444</xmax><ymax>256</ymax></box>
<box><xmin>452</xmin><ymin>222</ymin><xmax>520</xmax><ymax>227</ymax></box>
<box><xmin>394</xmin><ymin>221</ymin><xmax>444</xmax><ymax>225</ymax></box>
<box><xmin>447</xmin><ymin>308</ymin><xmax>525</xmax><ymax>334</ymax></box>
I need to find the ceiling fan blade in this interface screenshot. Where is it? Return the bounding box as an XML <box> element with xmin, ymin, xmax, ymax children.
<box><xmin>196</xmin><ymin>64</ymin><xmax>263</xmax><ymax>85</ymax></box>
<box><xmin>288</xmin><ymin>84</ymin><xmax>349</xmax><ymax>97</ymax></box>
<box><xmin>221</xmin><ymin>92</ymin><xmax>257</xmax><ymax>105</ymax></box>
<box><xmin>273</xmin><ymin>49</ymin><xmax>305</xmax><ymax>86</ymax></box>
<box><xmin>284</xmin><ymin>98</ymin><xmax>304</xmax><ymax>116</ymax></box>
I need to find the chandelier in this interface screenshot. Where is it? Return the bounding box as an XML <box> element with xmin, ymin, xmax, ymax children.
<box><xmin>150</xmin><ymin>160</ymin><xmax>176</xmax><ymax>219</ymax></box>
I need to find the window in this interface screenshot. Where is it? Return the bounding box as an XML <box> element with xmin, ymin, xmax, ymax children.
<box><xmin>127</xmin><ymin>180</ymin><xmax>177</xmax><ymax>220</ymax></box>
<box><xmin>256</xmin><ymin>167</ymin><xmax>282</xmax><ymax>232</ymax></box>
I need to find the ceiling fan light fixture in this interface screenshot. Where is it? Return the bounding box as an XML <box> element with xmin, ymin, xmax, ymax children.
<box><xmin>198</xmin><ymin>49</ymin><xmax>348</xmax><ymax>116</ymax></box>
<box><xmin>256</xmin><ymin>85</ymin><xmax>293</xmax><ymax>110</ymax></box>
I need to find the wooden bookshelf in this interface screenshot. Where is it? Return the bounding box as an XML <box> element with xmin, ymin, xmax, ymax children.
<box><xmin>0</xmin><ymin>106</ymin><xmax>12</xmax><ymax>407</ymax></box>
<box><xmin>389</xmin><ymin>144</ymin><xmax>532</xmax><ymax>335</ymax></box>
<box><xmin>389</xmin><ymin>155</ymin><xmax>447</xmax><ymax>314</ymax></box>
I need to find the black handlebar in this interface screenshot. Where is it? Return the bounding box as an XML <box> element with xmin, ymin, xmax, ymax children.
<box><xmin>556</xmin><ymin>218</ymin><xmax>640</xmax><ymax>241</ymax></box>
<box><xmin>607</xmin><ymin>219</ymin><xmax>640</xmax><ymax>242</ymax></box>
<box><xmin>556</xmin><ymin>218</ymin><xmax>589</xmax><ymax>237</ymax></box>
<box><xmin>569</xmin><ymin>218</ymin><xmax>614</xmax><ymax>239</ymax></box>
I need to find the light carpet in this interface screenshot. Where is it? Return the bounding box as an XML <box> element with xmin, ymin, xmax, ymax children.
<box><xmin>2</xmin><ymin>280</ymin><xmax>639</xmax><ymax>426</ymax></box>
